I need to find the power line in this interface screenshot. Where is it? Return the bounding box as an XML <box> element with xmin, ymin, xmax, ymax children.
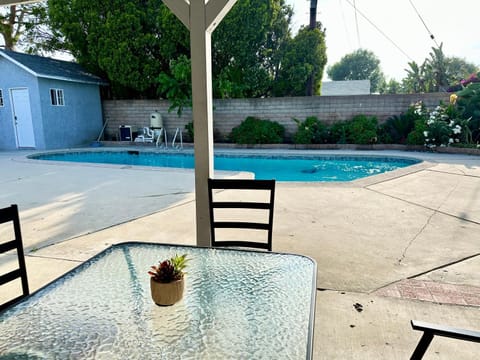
<box><xmin>353</xmin><ymin>0</ymin><xmax>361</xmax><ymax>47</ymax></box>
<box><xmin>408</xmin><ymin>0</ymin><xmax>440</xmax><ymax>47</ymax></box>
<box><xmin>339</xmin><ymin>0</ymin><xmax>352</xmax><ymax>51</ymax></box>
<box><xmin>343</xmin><ymin>0</ymin><xmax>413</xmax><ymax>61</ymax></box>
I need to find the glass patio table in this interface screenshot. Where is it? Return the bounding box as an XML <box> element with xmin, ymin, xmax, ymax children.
<box><xmin>0</xmin><ymin>242</ymin><xmax>317</xmax><ymax>359</ymax></box>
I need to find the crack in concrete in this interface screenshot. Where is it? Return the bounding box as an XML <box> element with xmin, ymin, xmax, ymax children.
<box><xmin>400</xmin><ymin>177</ymin><xmax>462</xmax><ymax>264</ymax></box>
<box><xmin>367</xmin><ymin>174</ymin><xmax>466</xmax><ymax>265</ymax></box>
<box><xmin>425</xmin><ymin>167</ymin><xmax>475</xmax><ymax>178</ymax></box>
<box><xmin>398</xmin><ymin>211</ymin><xmax>435</xmax><ymax>264</ymax></box>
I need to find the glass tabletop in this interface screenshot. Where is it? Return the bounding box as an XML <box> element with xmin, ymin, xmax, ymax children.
<box><xmin>0</xmin><ymin>242</ymin><xmax>317</xmax><ymax>359</ymax></box>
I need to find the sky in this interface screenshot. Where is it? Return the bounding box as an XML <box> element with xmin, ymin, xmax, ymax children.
<box><xmin>286</xmin><ymin>0</ymin><xmax>480</xmax><ymax>81</ymax></box>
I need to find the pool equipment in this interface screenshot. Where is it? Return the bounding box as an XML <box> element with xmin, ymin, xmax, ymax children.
<box><xmin>119</xmin><ymin>125</ymin><xmax>132</xmax><ymax>141</ymax></box>
<box><xmin>135</xmin><ymin>127</ymin><xmax>155</xmax><ymax>143</ymax></box>
<box><xmin>150</xmin><ymin>111</ymin><xmax>163</xmax><ymax>129</ymax></box>
<box><xmin>150</xmin><ymin>111</ymin><xmax>164</xmax><ymax>145</ymax></box>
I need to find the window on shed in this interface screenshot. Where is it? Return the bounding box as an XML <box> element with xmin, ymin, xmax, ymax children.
<box><xmin>0</xmin><ymin>89</ymin><xmax>3</xmax><ymax>107</ymax></box>
<box><xmin>50</xmin><ymin>89</ymin><xmax>64</xmax><ymax>106</ymax></box>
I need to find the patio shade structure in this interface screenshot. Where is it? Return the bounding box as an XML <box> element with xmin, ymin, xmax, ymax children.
<box><xmin>1</xmin><ymin>0</ymin><xmax>237</xmax><ymax>247</ymax></box>
<box><xmin>163</xmin><ymin>0</ymin><xmax>237</xmax><ymax>247</ymax></box>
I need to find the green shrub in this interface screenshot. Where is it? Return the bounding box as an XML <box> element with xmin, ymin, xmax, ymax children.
<box><xmin>380</xmin><ymin>112</ymin><xmax>416</xmax><ymax>144</ymax></box>
<box><xmin>293</xmin><ymin>116</ymin><xmax>328</xmax><ymax>144</ymax></box>
<box><xmin>406</xmin><ymin>119</ymin><xmax>427</xmax><ymax>145</ymax></box>
<box><xmin>230</xmin><ymin>117</ymin><xmax>285</xmax><ymax>144</ymax></box>
<box><xmin>377</xmin><ymin>123</ymin><xmax>393</xmax><ymax>144</ymax></box>
<box><xmin>327</xmin><ymin>121</ymin><xmax>349</xmax><ymax>144</ymax></box>
<box><xmin>346</xmin><ymin>115</ymin><xmax>378</xmax><ymax>144</ymax></box>
<box><xmin>456</xmin><ymin>82</ymin><xmax>480</xmax><ymax>143</ymax></box>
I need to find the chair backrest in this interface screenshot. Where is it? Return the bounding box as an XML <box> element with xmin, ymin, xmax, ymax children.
<box><xmin>0</xmin><ymin>204</ymin><xmax>29</xmax><ymax>311</ymax></box>
<box><xmin>410</xmin><ymin>320</ymin><xmax>480</xmax><ymax>359</ymax></box>
<box><xmin>208</xmin><ymin>178</ymin><xmax>276</xmax><ymax>251</ymax></box>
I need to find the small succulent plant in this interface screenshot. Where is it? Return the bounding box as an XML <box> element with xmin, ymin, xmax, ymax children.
<box><xmin>148</xmin><ymin>254</ymin><xmax>188</xmax><ymax>283</ymax></box>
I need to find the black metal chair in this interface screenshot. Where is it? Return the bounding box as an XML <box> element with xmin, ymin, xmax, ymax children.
<box><xmin>208</xmin><ymin>178</ymin><xmax>276</xmax><ymax>251</ymax></box>
<box><xmin>410</xmin><ymin>320</ymin><xmax>480</xmax><ymax>359</ymax></box>
<box><xmin>0</xmin><ymin>204</ymin><xmax>29</xmax><ymax>311</ymax></box>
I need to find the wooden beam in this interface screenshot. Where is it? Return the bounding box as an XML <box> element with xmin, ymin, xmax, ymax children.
<box><xmin>162</xmin><ymin>0</ymin><xmax>190</xmax><ymax>30</ymax></box>
<box><xmin>206</xmin><ymin>0</ymin><xmax>237</xmax><ymax>32</ymax></box>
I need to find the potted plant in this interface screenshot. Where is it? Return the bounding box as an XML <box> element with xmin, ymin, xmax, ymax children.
<box><xmin>148</xmin><ymin>254</ymin><xmax>188</xmax><ymax>306</ymax></box>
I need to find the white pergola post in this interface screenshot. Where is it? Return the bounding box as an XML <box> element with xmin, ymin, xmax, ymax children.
<box><xmin>163</xmin><ymin>0</ymin><xmax>237</xmax><ymax>247</ymax></box>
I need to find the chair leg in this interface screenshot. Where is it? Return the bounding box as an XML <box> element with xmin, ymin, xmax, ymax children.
<box><xmin>410</xmin><ymin>332</ymin><xmax>434</xmax><ymax>360</ymax></box>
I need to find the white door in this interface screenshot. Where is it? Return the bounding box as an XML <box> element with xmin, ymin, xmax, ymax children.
<box><xmin>10</xmin><ymin>88</ymin><xmax>36</xmax><ymax>148</ymax></box>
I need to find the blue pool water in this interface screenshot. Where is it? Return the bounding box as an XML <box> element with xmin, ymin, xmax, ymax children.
<box><xmin>29</xmin><ymin>151</ymin><xmax>420</xmax><ymax>182</ymax></box>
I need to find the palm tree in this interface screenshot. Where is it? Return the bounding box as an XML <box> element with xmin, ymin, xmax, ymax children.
<box><xmin>426</xmin><ymin>43</ymin><xmax>449</xmax><ymax>91</ymax></box>
<box><xmin>403</xmin><ymin>61</ymin><xmax>426</xmax><ymax>93</ymax></box>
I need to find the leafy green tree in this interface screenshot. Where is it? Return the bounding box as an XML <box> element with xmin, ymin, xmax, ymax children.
<box><xmin>157</xmin><ymin>55</ymin><xmax>191</xmax><ymax>115</ymax></box>
<box><xmin>0</xmin><ymin>3</ymin><xmax>52</xmax><ymax>52</ymax></box>
<box><xmin>378</xmin><ymin>78</ymin><xmax>402</xmax><ymax>94</ymax></box>
<box><xmin>48</xmin><ymin>0</ymin><xmax>188</xmax><ymax>98</ymax></box>
<box><xmin>446</xmin><ymin>57</ymin><xmax>478</xmax><ymax>84</ymax></box>
<box><xmin>327</xmin><ymin>49</ymin><xmax>385</xmax><ymax>93</ymax></box>
<box><xmin>212</xmin><ymin>0</ymin><xmax>293</xmax><ymax>98</ymax></box>
<box><xmin>272</xmin><ymin>22</ymin><xmax>327</xmax><ymax>96</ymax></box>
<box><xmin>47</xmin><ymin>0</ymin><xmax>294</xmax><ymax>101</ymax></box>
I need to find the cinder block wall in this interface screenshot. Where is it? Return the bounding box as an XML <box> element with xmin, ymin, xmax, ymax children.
<box><xmin>102</xmin><ymin>93</ymin><xmax>449</xmax><ymax>141</ymax></box>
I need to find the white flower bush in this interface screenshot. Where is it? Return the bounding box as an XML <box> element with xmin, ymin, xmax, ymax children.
<box><xmin>412</xmin><ymin>101</ymin><xmax>468</xmax><ymax>148</ymax></box>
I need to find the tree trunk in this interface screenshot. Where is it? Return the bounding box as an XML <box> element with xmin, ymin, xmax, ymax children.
<box><xmin>306</xmin><ymin>0</ymin><xmax>318</xmax><ymax>96</ymax></box>
<box><xmin>1</xmin><ymin>6</ymin><xmax>16</xmax><ymax>50</ymax></box>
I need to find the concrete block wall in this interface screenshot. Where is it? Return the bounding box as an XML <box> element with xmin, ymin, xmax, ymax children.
<box><xmin>102</xmin><ymin>93</ymin><xmax>449</xmax><ymax>142</ymax></box>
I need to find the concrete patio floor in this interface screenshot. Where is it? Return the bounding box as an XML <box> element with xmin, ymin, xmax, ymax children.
<box><xmin>1</xmin><ymin>148</ymin><xmax>479</xmax><ymax>359</ymax></box>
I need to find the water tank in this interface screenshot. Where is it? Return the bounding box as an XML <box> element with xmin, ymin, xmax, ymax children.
<box><xmin>150</xmin><ymin>111</ymin><xmax>163</xmax><ymax>128</ymax></box>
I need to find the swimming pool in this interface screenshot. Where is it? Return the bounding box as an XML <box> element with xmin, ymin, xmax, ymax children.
<box><xmin>29</xmin><ymin>150</ymin><xmax>421</xmax><ymax>182</ymax></box>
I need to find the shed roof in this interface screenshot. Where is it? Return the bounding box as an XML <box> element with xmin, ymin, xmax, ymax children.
<box><xmin>0</xmin><ymin>50</ymin><xmax>108</xmax><ymax>85</ymax></box>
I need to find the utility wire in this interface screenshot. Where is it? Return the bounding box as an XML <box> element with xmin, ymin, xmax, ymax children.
<box><xmin>408</xmin><ymin>0</ymin><xmax>440</xmax><ymax>47</ymax></box>
<box><xmin>339</xmin><ymin>0</ymin><xmax>352</xmax><ymax>51</ymax></box>
<box><xmin>353</xmin><ymin>0</ymin><xmax>361</xmax><ymax>47</ymax></box>
<box><xmin>344</xmin><ymin>0</ymin><xmax>413</xmax><ymax>61</ymax></box>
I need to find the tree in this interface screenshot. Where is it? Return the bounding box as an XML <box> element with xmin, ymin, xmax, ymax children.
<box><xmin>446</xmin><ymin>56</ymin><xmax>478</xmax><ymax>83</ymax></box>
<box><xmin>0</xmin><ymin>3</ymin><xmax>51</xmax><ymax>52</ymax></box>
<box><xmin>402</xmin><ymin>61</ymin><xmax>427</xmax><ymax>93</ymax></box>
<box><xmin>306</xmin><ymin>0</ymin><xmax>318</xmax><ymax>95</ymax></box>
<box><xmin>48</xmin><ymin>0</ymin><xmax>188</xmax><ymax>98</ymax></box>
<box><xmin>157</xmin><ymin>55</ymin><xmax>191</xmax><ymax>115</ymax></box>
<box><xmin>47</xmin><ymin>0</ymin><xmax>294</xmax><ymax>100</ymax></box>
<box><xmin>212</xmin><ymin>0</ymin><xmax>293</xmax><ymax>98</ymax></box>
<box><xmin>424</xmin><ymin>43</ymin><xmax>449</xmax><ymax>91</ymax></box>
<box><xmin>327</xmin><ymin>49</ymin><xmax>385</xmax><ymax>93</ymax></box>
<box><xmin>378</xmin><ymin>78</ymin><xmax>402</xmax><ymax>94</ymax></box>
<box><xmin>402</xmin><ymin>44</ymin><xmax>479</xmax><ymax>93</ymax></box>
<box><xmin>272</xmin><ymin>22</ymin><xmax>327</xmax><ymax>96</ymax></box>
